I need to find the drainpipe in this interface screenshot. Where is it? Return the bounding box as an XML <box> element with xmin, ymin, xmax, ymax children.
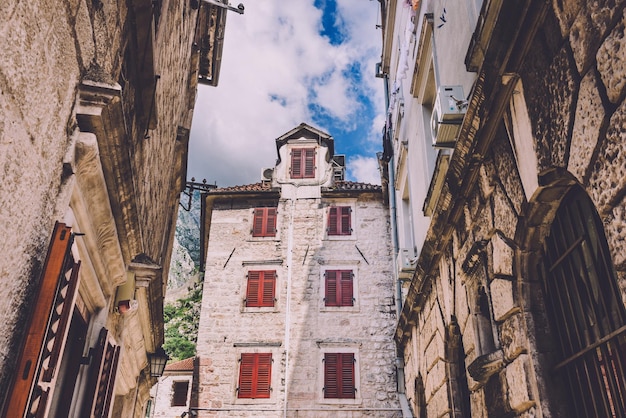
<box><xmin>283</xmin><ymin>199</ymin><xmax>295</xmax><ymax>418</ymax></box>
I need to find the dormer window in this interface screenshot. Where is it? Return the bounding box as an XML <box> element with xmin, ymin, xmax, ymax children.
<box><xmin>291</xmin><ymin>148</ymin><xmax>316</xmax><ymax>179</ymax></box>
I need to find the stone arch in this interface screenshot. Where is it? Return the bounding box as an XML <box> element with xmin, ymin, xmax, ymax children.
<box><xmin>515</xmin><ymin>167</ymin><xmax>626</xmax><ymax>417</ymax></box>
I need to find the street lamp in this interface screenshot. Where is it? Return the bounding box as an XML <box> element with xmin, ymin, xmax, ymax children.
<box><xmin>148</xmin><ymin>347</ymin><xmax>170</xmax><ymax>377</ymax></box>
<box><xmin>201</xmin><ymin>0</ymin><xmax>244</xmax><ymax>14</ymax></box>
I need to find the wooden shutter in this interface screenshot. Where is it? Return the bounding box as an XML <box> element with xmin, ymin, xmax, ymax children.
<box><xmin>171</xmin><ymin>381</ymin><xmax>189</xmax><ymax>406</ymax></box>
<box><xmin>291</xmin><ymin>149</ymin><xmax>302</xmax><ymax>178</ymax></box>
<box><xmin>2</xmin><ymin>222</ymin><xmax>74</xmax><ymax>418</ymax></box>
<box><xmin>340</xmin><ymin>207</ymin><xmax>351</xmax><ymax>235</ymax></box>
<box><xmin>81</xmin><ymin>328</ymin><xmax>121</xmax><ymax>418</ymax></box>
<box><xmin>252</xmin><ymin>208</ymin><xmax>277</xmax><ymax>237</ymax></box>
<box><xmin>246</xmin><ymin>271</ymin><xmax>275</xmax><ymax>307</ymax></box>
<box><xmin>340</xmin><ymin>270</ymin><xmax>354</xmax><ymax>306</ymax></box>
<box><xmin>324</xmin><ymin>353</ymin><xmax>355</xmax><ymax>399</ymax></box>
<box><xmin>303</xmin><ymin>148</ymin><xmax>315</xmax><ymax>178</ymax></box>
<box><xmin>328</xmin><ymin>207</ymin><xmax>338</xmax><ymax>235</ymax></box>
<box><xmin>238</xmin><ymin>353</ymin><xmax>272</xmax><ymax>398</ymax></box>
<box><xmin>252</xmin><ymin>209</ymin><xmax>265</xmax><ymax>237</ymax></box>
<box><xmin>325</xmin><ymin>270</ymin><xmax>338</xmax><ymax>306</ymax></box>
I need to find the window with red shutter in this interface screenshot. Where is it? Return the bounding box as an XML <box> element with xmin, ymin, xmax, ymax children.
<box><xmin>171</xmin><ymin>381</ymin><xmax>189</xmax><ymax>406</ymax></box>
<box><xmin>252</xmin><ymin>207</ymin><xmax>277</xmax><ymax>237</ymax></box>
<box><xmin>324</xmin><ymin>353</ymin><xmax>355</xmax><ymax>399</ymax></box>
<box><xmin>291</xmin><ymin>148</ymin><xmax>315</xmax><ymax>179</ymax></box>
<box><xmin>328</xmin><ymin>206</ymin><xmax>351</xmax><ymax>236</ymax></box>
<box><xmin>238</xmin><ymin>353</ymin><xmax>272</xmax><ymax>399</ymax></box>
<box><xmin>246</xmin><ymin>271</ymin><xmax>276</xmax><ymax>307</ymax></box>
<box><xmin>324</xmin><ymin>270</ymin><xmax>353</xmax><ymax>307</ymax></box>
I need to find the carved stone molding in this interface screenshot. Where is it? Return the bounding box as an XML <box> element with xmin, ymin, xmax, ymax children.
<box><xmin>467</xmin><ymin>349</ymin><xmax>505</xmax><ymax>385</ymax></box>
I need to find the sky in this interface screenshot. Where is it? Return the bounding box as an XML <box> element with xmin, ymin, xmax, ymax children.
<box><xmin>186</xmin><ymin>0</ymin><xmax>386</xmax><ymax>187</ymax></box>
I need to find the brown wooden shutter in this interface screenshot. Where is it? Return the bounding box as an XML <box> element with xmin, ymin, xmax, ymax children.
<box><xmin>247</xmin><ymin>271</ymin><xmax>275</xmax><ymax>308</ymax></box>
<box><xmin>238</xmin><ymin>353</ymin><xmax>272</xmax><ymax>399</ymax></box>
<box><xmin>324</xmin><ymin>353</ymin><xmax>355</xmax><ymax>399</ymax></box>
<box><xmin>328</xmin><ymin>207</ymin><xmax>338</xmax><ymax>235</ymax></box>
<box><xmin>340</xmin><ymin>353</ymin><xmax>355</xmax><ymax>398</ymax></box>
<box><xmin>304</xmin><ymin>148</ymin><xmax>315</xmax><ymax>178</ymax></box>
<box><xmin>1</xmin><ymin>222</ymin><xmax>74</xmax><ymax>418</ymax></box>
<box><xmin>340</xmin><ymin>270</ymin><xmax>354</xmax><ymax>307</ymax></box>
<box><xmin>325</xmin><ymin>270</ymin><xmax>338</xmax><ymax>306</ymax></box>
<box><xmin>291</xmin><ymin>149</ymin><xmax>302</xmax><ymax>178</ymax></box>
<box><xmin>266</xmin><ymin>208</ymin><xmax>277</xmax><ymax>237</ymax></box>
<box><xmin>81</xmin><ymin>327</ymin><xmax>121</xmax><ymax>418</ymax></box>
<box><xmin>171</xmin><ymin>381</ymin><xmax>189</xmax><ymax>406</ymax></box>
<box><xmin>340</xmin><ymin>206</ymin><xmax>351</xmax><ymax>235</ymax></box>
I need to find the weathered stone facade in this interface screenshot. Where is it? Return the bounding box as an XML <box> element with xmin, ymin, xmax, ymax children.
<box><xmin>0</xmin><ymin>0</ymin><xmax>228</xmax><ymax>416</ymax></box>
<box><xmin>381</xmin><ymin>1</ymin><xmax>626</xmax><ymax>417</ymax></box>
<box><xmin>195</xmin><ymin>124</ymin><xmax>404</xmax><ymax>417</ymax></box>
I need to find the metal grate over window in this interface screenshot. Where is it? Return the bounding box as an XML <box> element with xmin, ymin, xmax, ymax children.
<box><xmin>541</xmin><ymin>188</ymin><xmax>626</xmax><ymax>417</ymax></box>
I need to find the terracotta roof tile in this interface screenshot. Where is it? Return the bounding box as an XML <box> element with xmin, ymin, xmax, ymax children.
<box><xmin>165</xmin><ymin>357</ymin><xmax>194</xmax><ymax>372</ymax></box>
<box><xmin>211</xmin><ymin>182</ymin><xmax>273</xmax><ymax>193</ymax></box>
<box><xmin>325</xmin><ymin>180</ymin><xmax>382</xmax><ymax>192</ymax></box>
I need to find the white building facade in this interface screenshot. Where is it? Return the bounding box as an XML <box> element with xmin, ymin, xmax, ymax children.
<box><xmin>194</xmin><ymin>124</ymin><xmax>408</xmax><ymax>417</ymax></box>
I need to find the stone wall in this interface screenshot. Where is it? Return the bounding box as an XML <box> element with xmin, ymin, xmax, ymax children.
<box><xmin>0</xmin><ymin>0</ymin><xmax>200</xmax><ymax>412</ymax></box>
<box><xmin>399</xmin><ymin>1</ymin><xmax>626</xmax><ymax>417</ymax></box>
<box><xmin>197</xmin><ymin>191</ymin><xmax>402</xmax><ymax>417</ymax></box>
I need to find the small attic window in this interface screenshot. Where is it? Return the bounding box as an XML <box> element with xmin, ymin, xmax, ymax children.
<box><xmin>291</xmin><ymin>148</ymin><xmax>316</xmax><ymax>179</ymax></box>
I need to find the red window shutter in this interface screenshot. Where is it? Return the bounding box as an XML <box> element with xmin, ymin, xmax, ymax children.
<box><xmin>261</xmin><ymin>271</ymin><xmax>276</xmax><ymax>307</ymax></box>
<box><xmin>291</xmin><ymin>149</ymin><xmax>302</xmax><ymax>178</ymax></box>
<box><xmin>266</xmin><ymin>208</ymin><xmax>277</xmax><ymax>236</ymax></box>
<box><xmin>325</xmin><ymin>270</ymin><xmax>353</xmax><ymax>307</ymax></box>
<box><xmin>252</xmin><ymin>209</ymin><xmax>265</xmax><ymax>237</ymax></box>
<box><xmin>238</xmin><ymin>353</ymin><xmax>272</xmax><ymax>398</ymax></box>
<box><xmin>328</xmin><ymin>207</ymin><xmax>338</xmax><ymax>235</ymax></box>
<box><xmin>81</xmin><ymin>328</ymin><xmax>121</xmax><ymax>418</ymax></box>
<box><xmin>340</xmin><ymin>206</ymin><xmax>351</xmax><ymax>235</ymax></box>
<box><xmin>340</xmin><ymin>353</ymin><xmax>355</xmax><ymax>398</ymax></box>
<box><xmin>2</xmin><ymin>222</ymin><xmax>73</xmax><ymax>418</ymax></box>
<box><xmin>252</xmin><ymin>208</ymin><xmax>277</xmax><ymax>237</ymax></box>
<box><xmin>247</xmin><ymin>271</ymin><xmax>275</xmax><ymax>307</ymax></box>
<box><xmin>304</xmin><ymin>148</ymin><xmax>315</xmax><ymax>178</ymax></box>
<box><xmin>246</xmin><ymin>271</ymin><xmax>260</xmax><ymax>307</ymax></box>
<box><xmin>325</xmin><ymin>270</ymin><xmax>338</xmax><ymax>306</ymax></box>
<box><xmin>324</xmin><ymin>353</ymin><xmax>355</xmax><ymax>399</ymax></box>
<box><xmin>340</xmin><ymin>271</ymin><xmax>354</xmax><ymax>306</ymax></box>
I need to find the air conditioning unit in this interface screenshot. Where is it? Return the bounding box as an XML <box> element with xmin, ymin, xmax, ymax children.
<box><xmin>431</xmin><ymin>85</ymin><xmax>466</xmax><ymax>147</ymax></box>
<box><xmin>261</xmin><ymin>167</ymin><xmax>274</xmax><ymax>182</ymax></box>
<box><xmin>397</xmin><ymin>248</ymin><xmax>417</xmax><ymax>280</ymax></box>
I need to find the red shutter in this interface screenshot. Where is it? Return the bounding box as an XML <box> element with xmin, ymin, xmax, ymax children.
<box><xmin>340</xmin><ymin>207</ymin><xmax>351</xmax><ymax>235</ymax></box>
<box><xmin>252</xmin><ymin>209</ymin><xmax>264</xmax><ymax>237</ymax></box>
<box><xmin>324</xmin><ymin>353</ymin><xmax>355</xmax><ymax>399</ymax></box>
<box><xmin>325</xmin><ymin>270</ymin><xmax>338</xmax><ymax>306</ymax></box>
<box><xmin>340</xmin><ymin>271</ymin><xmax>354</xmax><ymax>307</ymax></box>
<box><xmin>328</xmin><ymin>207</ymin><xmax>338</xmax><ymax>235</ymax></box>
<box><xmin>261</xmin><ymin>271</ymin><xmax>276</xmax><ymax>307</ymax></box>
<box><xmin>340</xmin><ymin>353</ymin><xmax>355</xmax><ymax>398</ymax></box>
<box><xmin>81</xmin><ymin>328</ymin><xmax>121</xmax><ymax>418</ymax></box>
<box><xmin>266</xmin><ymin>208</ymin><xmax>277</xmax><ymax>237</ymax></box>
<box><xmin>246</xmin><ymin>271</ymin><xmax>260</xmax><ymax>307</ymax></box>
<box><xmin>2</xmin><ymin>222</ymin><xmax>73</xmax><ymax>418</ymax></box>
<box><xmin>291</xmin><ymin>149</ymin><xmax>302</xmax><ymax>178</ymax></box>
<box><xmin>304</xmin><ymin>148</ymin><xmax>315</xmax><ymax>178</ymax></box>
<box><xmin>238</xmin><ymin>353</ymin><xmax>272</xmax><ymax>398</ymax></box>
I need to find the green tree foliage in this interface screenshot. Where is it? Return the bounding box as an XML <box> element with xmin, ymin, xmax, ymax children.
<box><xmin>163</xmin><ymin>279</ymin><xmax>203</xmax><ymax>362</ymax></box>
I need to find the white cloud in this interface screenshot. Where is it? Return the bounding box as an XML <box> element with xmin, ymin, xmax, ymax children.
<box><xmin>348</xmin><ymin>155</ymin><xmax>381</xmax><ymax>185</ymax></box>
<box><xmin>187</xmin><ymin>0</ymin><xmax>384</xmax><ymax>187</ymax></box>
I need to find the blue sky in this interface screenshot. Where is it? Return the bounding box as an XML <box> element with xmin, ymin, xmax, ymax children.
<box><xmin>187</xmin><ymin>0</ymin><xmax>384</xmax><ymax>187</ymax></box>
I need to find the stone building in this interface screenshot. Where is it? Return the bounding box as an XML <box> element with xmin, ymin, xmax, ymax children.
<box><xmin>0</xmin><ymin>0</ymin><xmax>232</xmax><ymax>416</ymax></box>
<box><xmin>194</xmin><ymin>124</ymin><xmax>408</xmax><ymax>417</ymax></box>
<box><xmin>150</xmin><ymin>357</ymin><xmax>195</xmax><ymax>418</ymax></box>
<box><xmin>379</xmin><ymin>0</ymin><xmax>626</xmax><ymax>417</ymax></box>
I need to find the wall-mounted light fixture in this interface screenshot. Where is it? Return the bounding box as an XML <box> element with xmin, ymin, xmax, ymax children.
<box><xmin>148</xmin><ymin>347</ymin><xmax>170</xmax><ymax>377</ymax></box>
